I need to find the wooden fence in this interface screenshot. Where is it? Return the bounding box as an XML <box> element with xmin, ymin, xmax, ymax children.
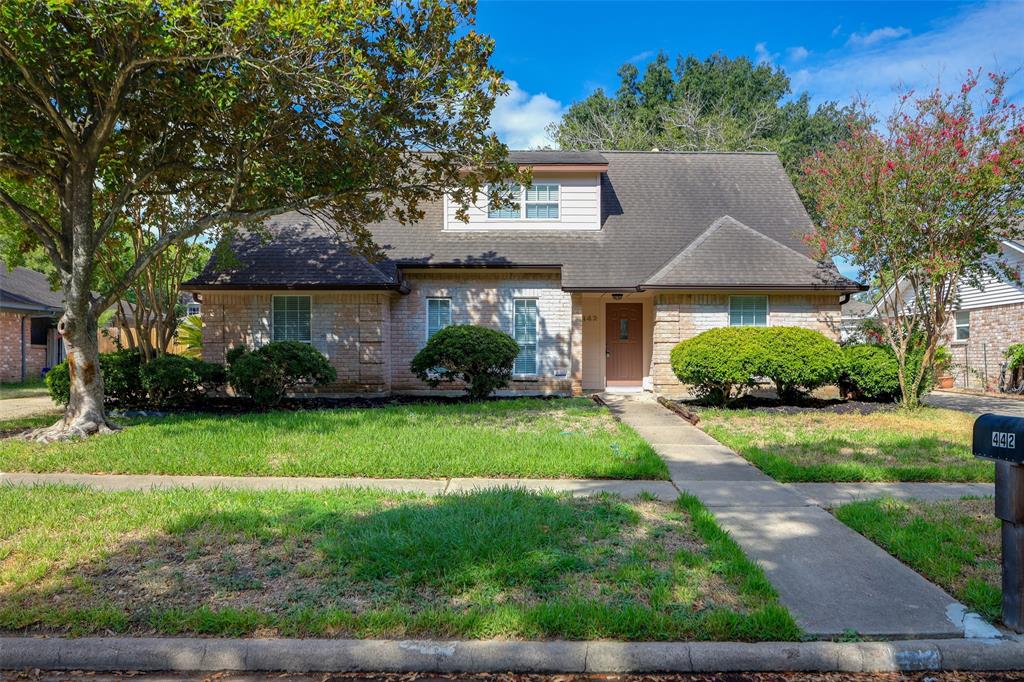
<box><xmin>98</xmin><ymin>326</ymin><xmax>189</xmax><ymax>356</ymax></box>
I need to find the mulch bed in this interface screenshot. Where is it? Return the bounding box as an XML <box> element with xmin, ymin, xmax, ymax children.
<box><xmin>678</xmin><ymin>395</ymin><xmax>899</xmax><ymax>416</ymax></box>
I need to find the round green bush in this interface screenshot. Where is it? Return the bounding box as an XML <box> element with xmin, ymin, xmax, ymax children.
<box><xmin>410</xmin><ymin>325</ymin><xmax>520</xmax><ymax>399</ymax></box>
<box><xmin>669</xmin><ymin>327</ymin><xmax>767</xmax><ymax>405</ymax></box>
<box><xmin>839</xmin><ymin>344</ymin><xmax>901</xmax><ymax>401</ymax></box>
<box><xmin>760</xmin><ymin>327</ymin><xmax>845</xmax><ymax>401</ymax></box>
<box><xmin>45</xmin><ymin>349</ymin><xmax>145</xmax><ymax>407</ymax></box>
<box><xmin>139</xmin><ymin>354</ymin><xmax>225</xmax><ymax>408</ymax></box>
<box><xmin>227</xmin><ymin>341</ymin><xmax>337</xmax><ymax>407</ymax></box>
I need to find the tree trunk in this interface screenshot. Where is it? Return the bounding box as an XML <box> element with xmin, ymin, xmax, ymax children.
<box><xmin>25</xmin><ymin>162</ymin><xmax>119</xmax><ymax>442</ymax></box>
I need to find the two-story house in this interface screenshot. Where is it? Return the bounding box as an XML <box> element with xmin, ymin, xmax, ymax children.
<box><xmin>186</xmin><ymin>150</ymin><xmax>863</xmax><ymax>396</ymax></box>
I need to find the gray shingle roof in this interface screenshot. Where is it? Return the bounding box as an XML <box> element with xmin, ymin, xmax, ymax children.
<box><xmin>0</xmin><ymin>263</ymin><xmax>63</xmax><ymax>312</ymax></box>
<box><xmin>507</xmin><ymin>150</ymin><xmax>607</xmax><ymax>165</ymax></box>
<box><xmin>188</xmin><ymin>151</ymin><xmax>862</xmax><ymax>292</ymax></box>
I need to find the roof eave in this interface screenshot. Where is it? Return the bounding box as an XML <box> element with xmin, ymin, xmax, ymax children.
<box><xmin>639</xmin><ymin>283</ymin><xmax>868</xmax><ymax>293</ymax></box>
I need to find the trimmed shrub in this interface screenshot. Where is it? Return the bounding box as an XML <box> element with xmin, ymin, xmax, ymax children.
<box><xmin>760</xmin><ymin>327</ymin><xmax>845</xmax><ymax>401</ymax></box>
<box><xmin>669</xmin><ymin>327</ymin><xmax>766</xmax><ymax>405</ymax></box>
<box><xmin>839</xmin><ymin>344</ymin><xmax>901</xmax><ymax>401</ymax></box>
<box><xmin>227</xmin><ymin>341</ymin><xmax>336</xmax><ymax>407</ymax></box>
<box><xmin>410</xmin><ymin>325</ymin><xmax>520</xmax><ymax>399</ymax></box>
<box><xmin>45</xmin><ymin>349</ymin><xmax>145</xmax><ymax>407</ymax></box>
<box><xmin>139</xmin><ymin>354</ymin><xmax>225</xmax><ymax>408</ymax></box>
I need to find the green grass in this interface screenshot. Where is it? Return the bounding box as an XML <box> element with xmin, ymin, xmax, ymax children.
<box><xmin>836</xmin><ymin>497</ymin><xmax>1000</xmax><ymax>622</ymax></box>
<box><xmin>0</xmin><ymin>485</ymin><xmax>798</xmax><ymax>641</ymax></box>
<box><xmin>0</xmin><ymin>398</ymin><xmax>668</xmax><ymax>480</ymax></box>
<box><xmin>0</xmin><ymin>379</ymin><xmax>49</xmax><ymax>400</ymax></box>
<box><xmin>698</xmin><ymin>407</ymin><xmax>992</xmax><ymax>482</ymax></box>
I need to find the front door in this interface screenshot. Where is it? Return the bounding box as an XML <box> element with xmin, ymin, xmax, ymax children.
<box><xmin>605</xmin><ymin>303</ymin><xmax>643</xmax><ymax>387</ymax></box>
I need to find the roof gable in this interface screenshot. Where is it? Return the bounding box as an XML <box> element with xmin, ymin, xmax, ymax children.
<box><xmin>644</xmin><ymin>215</ymin><xmax>852</xmax><ymax>289</ymax></box>
<box><xmin>0</xmin><ymin>263</ymin><xmax>63</xmax><ymax>311</ymax></box>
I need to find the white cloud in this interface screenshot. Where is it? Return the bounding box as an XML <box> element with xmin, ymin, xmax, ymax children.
<box><xmin>754</xmin><ymin>42</ymin><xmax>778</xmax><ymax>66</ymax></box>
<box><xmin>788</xmin><ymin>46</ymin><xmax>810</xmax><ymax>62</ymax></box>
<box><xmin>800</xmin><ymin>3</ymin><xmax>1024</xmax><ymax>114</ymax></box>
<box><xmin>846</xmin><ymin>26</ymin><xmax>911</xmax><ymax>47</ymax></box>
<box><xmin>490</xmin><ymin>80</ymin><xmax>565</xmax><ymax>150</ymax></box>
<box><xmin>831</xmin><ymin>24</ymin><xmax>843</xmax><ymax>39</ymax></box>
<box><xmin>626</xmin><ymin>50</ymin><xmax>654</xmax><ymax>65</ymax></box>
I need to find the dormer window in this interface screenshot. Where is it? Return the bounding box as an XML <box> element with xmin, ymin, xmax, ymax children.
<box><xmin>487</xmin><ymin>183</ymin><xmax>560</xmax><ymax>220</ymax></box>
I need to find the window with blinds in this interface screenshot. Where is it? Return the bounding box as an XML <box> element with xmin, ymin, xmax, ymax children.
<box><xmin>426</xmin><ymin>298</ymin><xmax>452</xmax><ymax>339</ymax></box>
<box><xmin>729</xmin><ymin>296</ymin><xmax>768</xmax><ymax>327</ymax></box>
<box><xmin>272</xmin><ymin>295</ymin><xmax>311</xmax><ymax>342</ymax></box>
<box><xmin>513</xmin><ymin>298</ymin><xmax>538</xmax><ymax>375</ymax></box>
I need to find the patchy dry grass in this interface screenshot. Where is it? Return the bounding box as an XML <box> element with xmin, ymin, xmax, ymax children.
<box><xmin>699</xmin><ymin>407</ymin><xmax>990</xmax><ymax>482</ymax></box>
<box><xmin>0</xmin><ymin>398</ymin><xmax>667</xmax><ymax>480</ymax></box>
<box><xmin>836</xmin><ymin>498</ymin><xmax>1000</xmax><ymax>622</ymax></box>
<box><xmin>0</xmin><ymin>486</ymin><xmax>796</xmax><ymax>641</ymax></box>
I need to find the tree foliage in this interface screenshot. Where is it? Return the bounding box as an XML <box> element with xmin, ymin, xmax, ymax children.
<box><xmin>549</xmin><ymin>52</ymin><xmax>853</xmax><ymax>179</ymax></box>
<box><xmin>410</xmin><ymin>324</ymin><xmax>520</xmax><ymax>399</ymax></box>
<box><xmin>801</xmin><ymin>72</ymin><xmax>1024</xmax><ymax>408</ymax></box>
<box><xmin>0</xmin><ymin>0</ymin><xmax>516</xmax><ymax>438</ymax></box>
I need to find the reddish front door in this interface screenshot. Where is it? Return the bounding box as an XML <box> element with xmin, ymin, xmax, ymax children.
<box><xmin>605</xmin><ymin>303</ymin><xmax>643</xmax><ymax>387</ymax></box>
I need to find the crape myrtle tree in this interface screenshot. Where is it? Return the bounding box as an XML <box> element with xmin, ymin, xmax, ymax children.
<box><xmin>801</xmin><ymin>72</ymin><xmax>1024</xmax><ymax>408</ymax></box>
<box><xmin>0</xmin><ymin>0</ymin><xmax>519</xmax><ymax>440</ymax></box>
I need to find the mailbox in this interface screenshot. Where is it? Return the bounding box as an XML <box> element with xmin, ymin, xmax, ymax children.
<box><xmin>973</xmin><ymin>413</ymin><xmax>1024</xmax><ymax>463</ymax></box>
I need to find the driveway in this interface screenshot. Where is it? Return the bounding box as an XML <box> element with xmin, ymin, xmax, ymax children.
<box><xmin>924</xmin><ymin>390</ymin><xmax>1024</xmax><ymax>417</ymax></box>
<box><xmin>0</xmin><ymin>395</ymin><xmax>59</xmax><ymax>421</ymax></box>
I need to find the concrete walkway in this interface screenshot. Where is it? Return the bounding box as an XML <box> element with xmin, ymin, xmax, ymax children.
<box><xmin>0</xmin><ymin>395</ymin><xmax>58</xmax><ymax>420</ymax></box>
<box><xmin>924</xmin><ymin>389</ymin><xmax>1024</xmax><ymax>417</ymax></box>
<box><xmin>790</xmin><ymin>482</ymin><xmax>993</xmax><ymax>508</ymax></box>
<box><xmin>599</xmin><ymin>393</ymin><xmax>991</xmax><ymax>640</ymax></box>
<box><xmin>0</xmin><ymin>472</ymin><xmax>680</xmax><ymax>501</ymax></box>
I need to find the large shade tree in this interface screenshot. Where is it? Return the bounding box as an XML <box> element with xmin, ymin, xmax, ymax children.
<box><xmin>0</xmin><ymin>0</ymin><xmax>516</xmax><ymax>440</ymax></box>
<box><xmin>549</xmin><ymin>52</ymin><xmax>853</xmax><ymax>180</ymax></box>
<box><xmin>801</xmin><ymin>72</ymin><xmax>1024</xmax><ymax>408</ymax></box>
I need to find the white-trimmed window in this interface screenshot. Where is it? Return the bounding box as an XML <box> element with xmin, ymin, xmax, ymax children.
<box><xmin>426</xmin><ymin>297</ymin><xmax>452</xmax><ymax>339</ymax></box>
<box><xmin>272</xmin><ymin>295</ymin><xmax>311</xmax><ymax>342</ymax></box>
<box><xmin>186</xmin><ymin>303</ymin><xmax>201</xmax><ymax>316</ymax></box>
<box><xmin>955</xmin><ymin>310</ymin><xmax>970</xmax><ymax>341</ymax></box>
<box><xmin>513</xmin><ymin>298</ymin><xmax>538</xmax><ymax>375</ymax></box>
<box><xmin>729</xmin><ymin>296</ymin><xmax>768</xmax><ymax>327</ymax></box>
<box><xmin>487</xmin><ymin>183</ymin><xmax>560</xmax><ymax>220</ymax></box>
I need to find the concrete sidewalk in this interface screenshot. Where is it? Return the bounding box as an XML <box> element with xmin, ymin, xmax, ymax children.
<box><xmin>0</xmin><ymin>472</ymin><xmax>680</xmax><ymax>501</ymax></box>
<box><xmin>0</xmin><ymin>395</ymin><xmax>58</xmax><ymax>420</ymax></box>
<box><xmin>599</xmin><ymin>393</ymin><xmax>991</xmax><ymax>639</ymax></box>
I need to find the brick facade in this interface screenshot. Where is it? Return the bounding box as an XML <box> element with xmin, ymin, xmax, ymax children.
<box><xmin>390</xmin><ymin>271</ymin><xmax>573</xmax><ymax>394</ymax></box>
<box><xmin>200</xmin><ymin>290</ymin><xmax>392</xmax><ymax>394</ymax></box>
<box><xmin>197</xmin><ymin>282</ymin><xmax>844</xmax><ymax>397</ymax></box>
<box><xmin>650</xmin><ymin>293</ymin><xmax>842</xmax><ymax>396</ymax></box>
<box><xmin>943</xmin><ymin>302</ymin><xmax>1024</xmax><ymax>390</ymax></box>
<box><xmin>0</xmin><ymin>310</ymin><xmax>49</xmax><ymax>383</ymax></box>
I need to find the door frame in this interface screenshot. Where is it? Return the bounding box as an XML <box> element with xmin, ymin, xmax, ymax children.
<box><xmin>604</xmin><ymin>301</ymin><xmax>644</xmax><ymax>388</ymax></box>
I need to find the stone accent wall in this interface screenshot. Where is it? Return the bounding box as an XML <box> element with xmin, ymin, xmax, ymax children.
<box><xmin>200</xmin><ymin>290</ymin><xmax>392</xmax><ymax>393</ymax></box>
<box><xmin>390</xmin><ymin>271</ymin><xmax>573</xmax><ymax>394</ymax></box>
<box><xmin>0</xmin><ymin>311</ymin><xmax>48</xmax><ymax>383</ymax></box>
<box><xmin>943</xmin><ymin>302</ymin><xmax>1024</xmax><ymax>390</ymax></box>
<box><xmin>651</xmin><ymin>293</ymin><xmax>843</xmax><ymax>396</ymax></box>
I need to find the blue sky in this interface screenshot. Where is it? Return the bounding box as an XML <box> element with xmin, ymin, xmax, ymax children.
<box><xmin>479</xmin><ymin>1</ymin><xmax>1024</xmax><ymax>149</ymax></box>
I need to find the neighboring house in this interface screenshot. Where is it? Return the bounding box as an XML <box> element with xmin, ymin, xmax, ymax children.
<box><xmin>943</xmin><ymin>240</ymin><xmax>1024</xmax><ymax>390</ymax></box>
<box><xmin>839</xmin><ymin>299</ymin><xmax>873</xmax><ymax>342</ymax></box>
<box><xmin>0</xmin><ymin>263</ymin><xmax>65</xmax><ymax>383</ymax></box>
<box><xmin>187</xmin><ymin>151</ymin><xmax>863</xmax><ymax>396</ymax></box>
<box><xmin>868</xmin><ymin>239</ymin><xmax>1024</xmax><ymax>391</ymax></box>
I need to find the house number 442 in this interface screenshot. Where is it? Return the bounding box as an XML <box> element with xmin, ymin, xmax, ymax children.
<box><xmin>992</xmin><ymin>432</ymin><xmax>1017</xmax><ymax>449</ymax></box>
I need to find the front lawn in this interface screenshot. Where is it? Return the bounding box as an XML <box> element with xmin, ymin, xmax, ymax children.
<box><xmin>0</xmin><ymin>486</ymin><xmax>797</xmax><ymax>641</ymax></box>
<box><xmin>0</xmin><ymin>398</ymin><xmax>668</xmax><ymax>480</ymax></box>
<box><xmin>698</xmin><ymin>407</ymin><xmax>991</xmax><ymax>482</ymax></box>
<box><xmin>836</xmin><ymin>497</ymin><xmax>1000</xmax><ymax>622</ymax></box>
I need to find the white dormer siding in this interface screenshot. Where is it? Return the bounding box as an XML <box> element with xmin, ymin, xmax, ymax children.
<box><xmin>954</xmin><ymin>245</ymin><xmax>1024</xmax><ymax>310</ymax></box>
<box><xmin>443</xmin><ymin>173</ymin><xmax>601</xmax><ymax>231</ymax></box>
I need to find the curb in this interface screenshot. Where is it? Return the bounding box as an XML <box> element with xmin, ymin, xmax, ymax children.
<box><xmin>3</xmin><ymin>637</ymin><xmax>1024</xmax><ymax>673</ymax></box>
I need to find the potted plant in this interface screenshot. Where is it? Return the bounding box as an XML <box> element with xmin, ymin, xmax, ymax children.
<box><xmin>934</xmin><ymin>345</ymin><xmax>955</xmax><ymax>389</ymax></box>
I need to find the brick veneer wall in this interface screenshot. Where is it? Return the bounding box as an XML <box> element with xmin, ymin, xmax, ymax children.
<box><xmin>943</xmin><ymin>302</ymin><xmax>1024</xmax><ymax>390</ymax></box>
<box><xmin>390</xmin><ymin>271</ymin><xmax>574</xmax><ymax>394</ymax></box>
<box><xmin>200</xmin><ymin>290</ymin><xmax>392</xmax><ymax>393</ymax></box>
<box><xmin>651</xmin><ymin>293</ymin><xmax>842</xmax><ymax>396</ymax></box>
<box><xmin>0</xmin><ymin>311</ymin><xmax>48</xmax><ymax>383</ymax></box>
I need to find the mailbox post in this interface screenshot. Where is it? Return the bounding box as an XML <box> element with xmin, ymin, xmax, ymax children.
<box><xmin>973</xmin><ymin>414</ymin><xmax>1024</xmax><ymax>631</ymax></box>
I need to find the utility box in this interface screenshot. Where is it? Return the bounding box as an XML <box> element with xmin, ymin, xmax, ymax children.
<box><xmin>973</xmin><ymin>414</ymin><xmax>1023</xmax><ymax>464</ymax></box>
